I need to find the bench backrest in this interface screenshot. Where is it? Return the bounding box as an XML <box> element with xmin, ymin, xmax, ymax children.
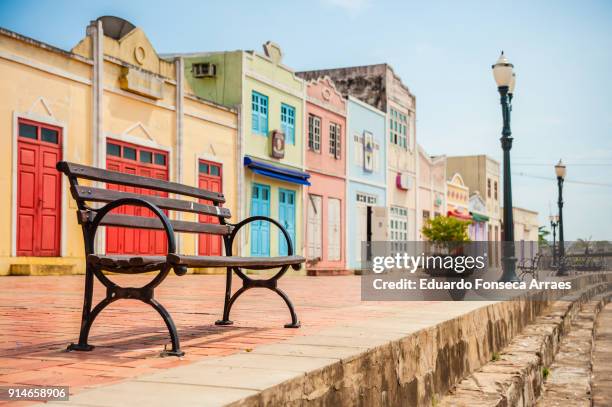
<box><xmin>57</xmin><ymin>161</ymin><xmax>233</xmax><ymax>236</ymax></box>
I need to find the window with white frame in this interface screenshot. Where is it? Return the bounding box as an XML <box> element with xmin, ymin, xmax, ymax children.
<box><xmin>329</xmin><ymin>122</ymin><xmax>341</xmax><ymax>159</ymax></box>
<box><xmin>389</xmin><ymin>108</ymin><xmax>408</xmax><ymax>149</ymax></box>
<box><xmin>281</xmin><ymin>103</ymin><xmax>295</xmax><ymax>145</ymax></box>
<box><xmin>389</xmin><ymin>206</ymin><xmax>409</xmax><ymax>242</ymax></box>
<box><xmin>251</xmin><ymin>91</ymin><xmax>268</xmax><ymax>135</ymax></box>
<box><xmin>308</xmin><ymin>114</ymin><xmax>321</xmax><ymax>152</ymax></box>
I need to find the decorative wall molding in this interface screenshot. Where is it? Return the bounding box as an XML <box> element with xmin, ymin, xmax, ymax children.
<box><xmin>184</xmin><ymin>109</ymin><xmax>237</xmax><ymax>130</ymax></box>
<box><xmin>245</xmin><ymin>69</ymin><xmax>303</xmax><ymax>99</ymax></box>
<box><xmin>0</xmin><ymin>50</ymin><xmax>91</xmax><ymax>85</ymax></box>
<box><xmin>26</xmin><ymin>96</ymin><xmax>55</xmax><ymax>119</ymax></box>
<box><xmin>121</xmin><ymin>121</ymin><xmax>154</xmax><ymax>142</ymax></box>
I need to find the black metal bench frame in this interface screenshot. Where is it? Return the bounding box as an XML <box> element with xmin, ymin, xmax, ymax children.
<box><xmin>57</xmin><ymin>161</ymin><xmax>303</xmax><ymax>357</ymax></box>
<box><xmin>518</xmin><ymin>253</ymin><xmax>541</xmax><ymax>280</ymax></box>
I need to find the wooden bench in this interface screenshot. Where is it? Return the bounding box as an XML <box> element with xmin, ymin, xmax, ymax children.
<box><xmin>57</xmin><ymin>161</ymin><xmax>304</xmax><ymax>357</ymax></box>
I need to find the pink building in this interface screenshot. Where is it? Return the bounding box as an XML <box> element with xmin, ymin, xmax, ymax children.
<box><xmin>304</xmin><ymin>77</ymin><xmax>347</xmax><ymax>275</ymax></box>
<box><xmin>417</xmin><ymin>146</ymin><xmax>447</xmax><ymax>240</ymax></box>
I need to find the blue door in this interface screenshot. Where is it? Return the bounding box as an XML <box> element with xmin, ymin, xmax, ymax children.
<box><xmin>250</xmin><ymin>183</ymin><xmax>270</xmax><ymax>256</ymax></box>
<box><xmin>278</xmin><ymin>189</ymin><xmax>296</xmax><ymax>256</ymax></box>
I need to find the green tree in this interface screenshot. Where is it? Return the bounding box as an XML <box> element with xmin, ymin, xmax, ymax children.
<box><xmin>421</xmin><ymin>216</ymin><xmax>471</xmax><ymax>253</ymax></box>
<box><xmin>538</xmin><ymin>226</ymin><xmax>550</xmax><ymax>247</ymax></box>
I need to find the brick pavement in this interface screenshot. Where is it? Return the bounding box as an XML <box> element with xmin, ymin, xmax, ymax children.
<box><xmin>0</xmin><ymin>274</ymin><xmax>401</xmax><ymax>403</ymax></box>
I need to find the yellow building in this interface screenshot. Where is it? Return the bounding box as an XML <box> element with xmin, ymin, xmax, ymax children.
<box><xmin>0</xmin><ymin>17</ymin><xmax>238</xmax><ymax>275</ymax></box>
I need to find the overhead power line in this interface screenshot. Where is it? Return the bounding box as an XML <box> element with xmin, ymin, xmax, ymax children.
<box><xmin>514</xmin><ymin>163</ymin><xmax>612</xmax><ymax>167</ymax></box>
<box><xmin>512</xmin><ymin>172</ymin><xmax>612</xmax><ymax>188</ymax></box>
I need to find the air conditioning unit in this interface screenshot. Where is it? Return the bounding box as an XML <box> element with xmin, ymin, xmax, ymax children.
<box><xmin>192</xmin><ymin>62</ymin><xmax>216</xmax><ymax>78</ymax></box>
<box><xmin>396</xmin><ymin>172</ymin><xmax>413</xmax><ymax>190</ymax></box>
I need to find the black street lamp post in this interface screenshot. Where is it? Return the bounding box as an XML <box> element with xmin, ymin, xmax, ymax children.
<box><xmin>492</xmin><ymin>52</ymin><xmax>518</xmax><ymax>281</ymax></box>
<box><xmin>555</xmin><ymin>160</ymin><xmax>568</xmax><ymax>276</ymax></box>
<box><xmin>549</xmin><ymin>214</ymin><xmax>559</xmax><ymax>267</ymax></box>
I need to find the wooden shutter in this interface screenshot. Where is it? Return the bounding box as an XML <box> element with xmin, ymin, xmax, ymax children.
<box><xmin>307</xmin><ymin>194</ymin><xmax>322</xmax><ymax>260</ymax></box>
<box><xmin>327</xmin><ymin>198</ymin><xmax>341</xmax><ymax>261</ymax></box>
<box><xmin>335</xmin><ymin>124</ymin><xmax>341</xmax><ymax>159</ymax></box>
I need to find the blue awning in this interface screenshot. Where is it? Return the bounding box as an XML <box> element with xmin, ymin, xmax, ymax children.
<box><xmin>244</xmin><ymin>157</ymin><xmax>311</xmax><ymax>186</ymax></box>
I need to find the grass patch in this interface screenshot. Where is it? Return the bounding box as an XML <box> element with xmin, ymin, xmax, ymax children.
<box><xmin>542</xmin><ymin>367</ymin><xmax>550</xmax><ymax>379</ymax></box>
<box><xmin>491</xmin><ymin>352</ymin><xmax>501</xmax><ymax>362</ymax></box>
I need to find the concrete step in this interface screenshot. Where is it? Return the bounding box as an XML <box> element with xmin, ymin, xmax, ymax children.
<box><xmin>9</xmin><ymin>263</ymin><xmax>76</xmax><ymax>275</ymax></box>
<box><xmin>438</xmin><ymin>282</ymin><xmax>612</xmax><ymax>407</ymax></box>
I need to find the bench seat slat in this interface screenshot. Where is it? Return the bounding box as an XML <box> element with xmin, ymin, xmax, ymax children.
<box><xmin>168</xmin><ymin>254</ymin><xmax>305</xmax><ymax>270</ymax></box>
<box><xmin>86</xmin><ymin>254</ymin><xmax>167</xmax><ymax>274</ymax></box>
<box><xmin>81</xmin><ymin>212</ymin><xmax>232</xmax><ymax>235</ymax></box>
<box><xmin>87</xmin><ymin>254</ymin><xmax>165</xmax><ymax>267</ymax></box>
<box><xmin>58</xmin><ymin>161</ymin><xmax>225</xmax><ymax>203</ymax></box>
<box><xmin>73</xmin><ymin>186</ymin><xmax>231</xmax><ymax>218</ymax></box>
<box><xmin>87</xmin><ymin>254</ymin><xmax>305</xmax><ymax>271</ymax></box>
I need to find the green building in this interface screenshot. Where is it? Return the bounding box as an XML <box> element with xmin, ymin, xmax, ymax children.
<box><xmin>165</xmin><ymin>42</ymin><xmax>308</xmax><ymax>257</ymax></box>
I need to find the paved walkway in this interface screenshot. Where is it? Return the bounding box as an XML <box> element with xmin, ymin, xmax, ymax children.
<box><xmin>592</xmin><ymin>302</ymin><xmax>612</xmax><ymax>406</ymax></box>
<box><xmin>0</xmin><ymin>274</ymin><xmax>407</xmax><ymax>401</ymax></box>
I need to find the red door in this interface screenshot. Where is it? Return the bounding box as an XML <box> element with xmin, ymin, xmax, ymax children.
<box><xmin>17</xmin><ymin>119</ymin><xmax>62</xmax><ymax>257</ymax></box>
<box><xmin>198</xmin><ymin>160</ymin><xmax>223</xmax><ymax>256</ymax></box>
<box><xmin>105</xmin><ymin>140</ymin><xmax>169</xmax><ymax>255</ymax></box>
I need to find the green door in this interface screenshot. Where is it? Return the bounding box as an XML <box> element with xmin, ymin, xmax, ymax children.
<box><xmin>278</xmin><ymin>188</ymin><xmax>296</xmax><ymax>256</ymax></box>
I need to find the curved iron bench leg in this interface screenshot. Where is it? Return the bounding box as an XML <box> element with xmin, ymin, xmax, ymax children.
<box><xmin>68</xmin><ymin>263</ymin><xmax>184</xmax><ymax>356</ymax></box>
<box><xmin>67</xmin><ymin>264</ymin><xmax>96</xmax><ymax>352</ymax></box>
<box><xmin>67</xmin><ymin>290</ymin><xmax>117</xmax><ymax>352</ymax></box>
<box><xmin>215</xmin><ymin>285</ymin><xmax>249</xmax><ymax>326</ymax></box>
<box><xmin>215</xmin><ymin>267</ymin><xmax>235</xmax><ymax>326</ymax></box>
<box><xmin>215</xmin><ymin>265</ymin><xmax>300</xmax><ymax>328</ymax></box>
<box><xmin>148</xmin><ymin>298</ymin><xmax>184</xmax><ymax>357</ymax></box>
<box><xmin>272</xmin><ymin>287</ymin><xmax>300</xmax><ymax>328</ymax></box>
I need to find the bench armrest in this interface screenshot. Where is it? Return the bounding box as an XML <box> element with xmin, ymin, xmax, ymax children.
<box><xmin>87</xmin><ymin>198</ymin><xmax>185</xmax><ymax>275</ymax></box>
<box><xmin>228</xmin><ymin>216</ymin><xmax>294</xmax><ymax>256</ymax></box>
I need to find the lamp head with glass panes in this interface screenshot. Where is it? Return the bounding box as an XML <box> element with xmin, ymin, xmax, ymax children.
<box><xmin>492</xmin><ymin>51</ymin><xmax>514</xmax><ymax>89</ymax></box>
<box><xmin>555</xmin><ymin>159</ymin><xmax>567</xmax><ymax>180</ymax></box>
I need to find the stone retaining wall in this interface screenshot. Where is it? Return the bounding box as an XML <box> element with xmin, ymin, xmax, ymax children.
<box><xmin>232</xmin><ymin>273</ymin><xmax>612</xmax><ymax>407</ymax></box>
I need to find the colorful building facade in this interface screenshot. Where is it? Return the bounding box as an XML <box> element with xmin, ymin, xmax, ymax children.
<box><xmin>446</xmin><ymin>155</ymin><xmax>501</xmax><ymax>265</ymax></box>
<box><xmin>303</xmin><ymin>77</ymin><xmax>346</xmax><ymax>274</ymax></box>
<box><xmin>346</xmin><ymin>96</ymin><xmax>387</xmax><ymax>270</ymax></box>
<box><xmin>170</xmin><ymin>43</ymin><xmax>307</xmax><ymax>258</ymax></box>
<box><xmin>0</xmin><ymin>17</ymin><xmax>239</xmax><ymax>275</ymax></box>
<box><xmin>417</xmin><ymin>146</ymin><xmax>447</xmax><ymax>239</ymax></box>
<box><xmin>299</xmin><ymin>64</ymin><xmax>419</xmax><ymax>244</ymax></box>
<box><xmin>469</xmin><ymin>193</ymin><xmax>489</xmax><ymax>241</ymax></box>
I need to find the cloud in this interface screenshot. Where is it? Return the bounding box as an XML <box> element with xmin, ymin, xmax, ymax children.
<box><xmin>321</xmin><ymin>0</ymin><xmax>371</xmax><ymax>14</ymax></box>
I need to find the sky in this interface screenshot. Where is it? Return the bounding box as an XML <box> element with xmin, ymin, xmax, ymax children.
<box><xmin>1</xmin><ymin>0</ymin><xmax>611</xmax><ymax>241</ymax></box>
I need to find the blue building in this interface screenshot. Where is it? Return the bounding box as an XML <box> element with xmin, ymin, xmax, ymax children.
<box><xmin>346</xmin><ymin>96</ymin><xmax>387</xmax><ymax>270</ymax></box>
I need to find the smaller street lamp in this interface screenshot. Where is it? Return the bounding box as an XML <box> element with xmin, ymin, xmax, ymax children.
<box><xmin>555</xmin><ymin>160</ymin><xmax>568</xmax><ymax>276</ymax></box>
<box><xmin>549</xmin><ymin>214</ymin><xmax>559</xmax><ymax>267</ymax></box>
